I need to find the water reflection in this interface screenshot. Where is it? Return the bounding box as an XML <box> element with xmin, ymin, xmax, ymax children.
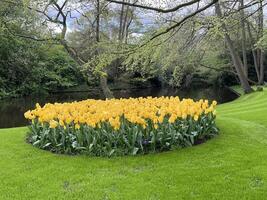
<box><xmin>0</xmin><ymin>86</ymin><xmax>238</xmax><ymax>128</ymax></box>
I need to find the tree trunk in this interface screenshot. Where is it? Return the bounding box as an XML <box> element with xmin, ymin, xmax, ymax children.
<box><xmin>258</xmin><ymin>0</ymin><xmax>265</xmax><ymax>85</ymax></box>
<box><xmin>247</xmin><ymin>22</ymin><xmax>261</xmax><ymax>81</ymax></box>
<box><xmin>239</xmin><ymin>0</ymin><xmax>248</xmax><ymax>78</ymax></box>
<box><xmin>215</xmin><ymin>2</ymin><xmax>253</xmax><ymax>93</ymax></box>
<box><xmin>100</xmin><ymin>73</ymin><xmax>114</xmax><ymax>99</ymax></box>
<box><xmin>252</xmin><ymin>49</ymin><xmax>261</xmax><ymax>81</ymax></box>
<box><xmin>118</xmin><ymin>0</ymin><xmax>125</xmax><ymax>41</ymax></box>
<box><xmin>259</xmin><ymin>50</ymin><xmax>265</xmax><ymax>84</ymax></box>
<box><xmin>96</xmin><ymin>0</ymin><xmax>114</xmax><ymax>98</ymax></box>
<box><xmin>124</xmin><ymin>8</ymin><xmax>133</xmax><ymax>44</ymax></box>
<box><xmin>122</xmin><ymin>4</ymin><xmax>129</xmax><ymax>41</ymax></box>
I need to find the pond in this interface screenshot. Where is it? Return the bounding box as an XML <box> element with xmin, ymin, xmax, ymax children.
<box><xmin>0</xmin><ymin>86</ymin><xmax>238</xmax><ymax>128</ymax></box>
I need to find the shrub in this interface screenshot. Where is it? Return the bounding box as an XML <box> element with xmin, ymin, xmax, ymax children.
<box><xmin>25</xmin><ymin>97</ymin><xmax>218</xmax><ymax>157</ymax></box>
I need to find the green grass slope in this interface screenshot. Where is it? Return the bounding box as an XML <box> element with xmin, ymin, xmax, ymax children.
<box><xmin>1</xmin><ymin>89</ymin><xmax>267</xmax><ymax>200</ymax></box>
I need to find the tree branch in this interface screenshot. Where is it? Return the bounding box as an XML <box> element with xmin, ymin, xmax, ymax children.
<box><xmin>2</xmin><ymin>21</ymin><xmax>59</xmax><ymax>42</ymax></box>
<box><xmin>143</xmin><ymin>0</ymin><xmax>218</xmax><ymax>47</ymax></box>
<box><xmin>106</xmin><ymin>0</ymin><xmax>201</xmax><ymax>13</ymax></box>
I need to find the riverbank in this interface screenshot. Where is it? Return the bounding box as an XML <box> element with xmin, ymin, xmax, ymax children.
<box><xmin>1</xmin><ymin>88</ymin><xmax>267</xmax><ymax>199</ymax></box>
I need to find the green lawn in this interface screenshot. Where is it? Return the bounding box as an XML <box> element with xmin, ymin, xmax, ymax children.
<box><xmin>1</xmin><ymin>89</ymin><xmax>267</xmax><ymax>199</ymax></box>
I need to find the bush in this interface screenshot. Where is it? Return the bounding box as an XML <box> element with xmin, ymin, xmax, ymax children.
<box><xmin>25</xmin><ymin>97</ymin><xmax>219</xmax><ymax>157</ymax></box>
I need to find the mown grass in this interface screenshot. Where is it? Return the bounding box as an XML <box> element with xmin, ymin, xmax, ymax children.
<box><xmin>1</xmin><ymin>89</ymin><xmax>267</xmax><ymax>199</ymax></box>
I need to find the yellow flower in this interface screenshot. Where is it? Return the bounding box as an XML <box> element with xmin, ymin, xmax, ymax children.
<box><xmin>75</xmin><ymin>124</ymin><xmax>81</xmax><ymax>130</ymax></box>
<box><xmin>24</xmin><ymin>111</ymin><xmax>35</xmax><ymax>120</ymax></box>
<box><xmin>24</xmin><ymin>96</ymin><xmax>217</xmax><ymax>131</ymax></box>
<box><xmin>59</xmin><ymin>120</ymin><xmax>64</xmax><ymax>126</ymax></box>
<box><xmin>158</xmin><ymin>115</ymin><xmax>165</xmax><ymax>123</ymax></box>
<box><xmin>49</xmin><ymin>120</ymin><xmax>58</xmax><ymax>129</ymax></box>
<box><xmin>182</xmin><ymin>113</ymin><xmax>187</xmax><ymax>119</ymax></box>
<box><xmin>168</xmin><ymin>114</ymin><xmax>177</xmax><ymax>123</ymax></box>
<box><xmin>36</xmin><ymin>103</ymin><xmax>41</xmax><ymax>110</ymax></box>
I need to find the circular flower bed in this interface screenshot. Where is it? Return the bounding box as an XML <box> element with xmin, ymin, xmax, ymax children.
<box><xmin>24</xmin><ymin>96</ymin><xmax>218</xmax><ymax>156</ymax></box>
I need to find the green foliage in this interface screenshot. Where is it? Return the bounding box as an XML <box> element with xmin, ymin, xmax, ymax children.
<box><xmin>122</xmin><ymin>27</ymin><xmax>208</xmax><ymax>87</ymax></box>
<box><xmin>0</xmin><ymin>1</ymin><xmax>84</xmax><ymax>99</ymax></box>
<box><xmin>169</xmin><ymin>67</ymin><xmax>185</xmax><ymax>87</ymax></box>
<box><xmin>256</xmin><ymin>30</ymin><xmax>267</xmax><ymax>50</ymax></box>
<box><xmin>26</xmin><ymin>113</ymin><xmax>218</xmax><ymax>157</ymax></box>
<box><xmin>0</xmin><ymin>30</ymin><xmax>84</xmax><ymax>98</ymax></box>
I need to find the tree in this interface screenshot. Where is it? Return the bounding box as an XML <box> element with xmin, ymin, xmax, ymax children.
<box><xmin>106</xmin><ymin>0</ymin><xmax>267</xmax><ymax>93</ymax></box>
<box><xmin>0</xmin><ymin>1</ymin><xmax>83</xmax><ymax>98</ymax></box>
<box><xmin>215</xmin><ymin>2</ymin><xmax>253</xmax><ymax>93</ymax></box>
<box><xmin>2</xmin><ymin>0</ymin><xmax>266</xmax><ymax>97</ymax></box>
<box><xmin>25</xmin><ymin>0</ymin><xmax>141</xmax><ymax>98</ymax></box>
<box><xmin>239</xmin><ymin>0</ymin><xmax>248</xmax><ymax>78</ymax></box>
<box><xmin>23</xmin><ymin>0</ymin><xmax>117</xmax><ymax>98</ymax></box>
<box><xmin>257</xmin><ymin>0</ymin><xmax>265</xmax><ymax>85</ymax></box>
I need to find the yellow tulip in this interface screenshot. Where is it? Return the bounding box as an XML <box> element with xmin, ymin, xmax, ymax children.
<box><xmin>49</xmin><ymin>120</ymin><xmax>58</xmax><ymax>129</ymax></box>
<box><xmin>24</xmin><ymin>96</ymin><xmax>217</xmax><ymax>131</ymax></box>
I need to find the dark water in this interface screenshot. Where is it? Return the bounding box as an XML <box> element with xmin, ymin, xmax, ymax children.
<box><xmin>0</xmin><ymin>86</ymin><xmax>238</xmax><ymax>128</ymax></box>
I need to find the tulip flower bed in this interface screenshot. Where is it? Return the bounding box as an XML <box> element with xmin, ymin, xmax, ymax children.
<box><xmin>24</xmin><ymin>97</ymin><xmax>218</xmax><ymax>156</ymax></box>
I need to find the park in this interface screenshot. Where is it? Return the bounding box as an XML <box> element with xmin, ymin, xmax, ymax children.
<box><xmin>1</xmin><ymin>0</ymin><xmax>267</xmax><ymax>199</ymax></box>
